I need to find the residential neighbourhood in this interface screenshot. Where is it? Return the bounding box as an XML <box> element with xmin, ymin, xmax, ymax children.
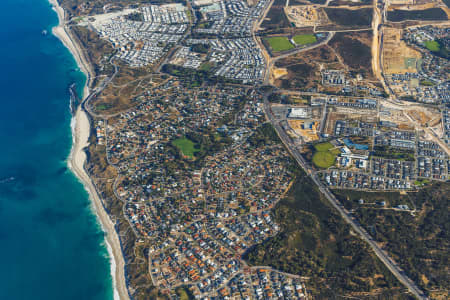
<box><xmin>93</xmin><ymin>80</ymin><xmax>307</xmax><ymax>297</ymax></box>
<box><xmin>61</xmin><ymin>0</ymin><xmax>450</xmax><ymax>298</ymax></box>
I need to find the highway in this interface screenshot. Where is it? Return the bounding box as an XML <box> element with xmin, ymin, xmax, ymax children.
<box><xmin>263</xmin><ymin>95</ymin><xmax>428</xmax><ymax>300</ymax></box>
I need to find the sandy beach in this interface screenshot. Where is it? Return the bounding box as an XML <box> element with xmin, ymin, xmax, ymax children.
<box><xmin>49</xmin><ymin>0</ymin><xmax>92</xmax><ymax>97</ymax></box>
<box><xmin>48</xmin><ymin>1</ymin><xmax>130</xmax><ymax>299</ymax></box>
<box><xmin>68</xmin><ymin>108</ymin><xmax>129</xmax><ymax>300</ymax></box>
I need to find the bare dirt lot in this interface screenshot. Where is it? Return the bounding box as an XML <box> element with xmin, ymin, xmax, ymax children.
<box><xmin>272</xmin><ymin>67</ymin><xmax>289</xmax><ymax>80</ymax></box>
<box><xmin>382</xmin><ymin>28</ymin><xmax>422</xmax><ymax>74</ymax></box>
<box><xmin>288</xmin><ymin>119</ymin><xmax>320</xmax><ymax>142</ymax></box>
<box><xmin>285</xmin><ymin>5</ymin><xmax>329</xmax><ymax>27</ymax></box>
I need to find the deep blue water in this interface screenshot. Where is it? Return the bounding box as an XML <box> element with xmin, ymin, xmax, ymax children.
<box><xmin>0</xmin><ymin>1</ymin><xmax>113</xmax><ymax>299</ymax></box>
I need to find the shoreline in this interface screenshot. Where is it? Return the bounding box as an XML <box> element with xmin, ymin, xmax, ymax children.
<box><xmin>48</xmin><ymin>0</ymin><xmax>93</xmax><ymax>97</ymax></box>
<box><xmin>48</xmin><ymin>1</ymin><xmax>130</xmax><ymax>300</ymax></box>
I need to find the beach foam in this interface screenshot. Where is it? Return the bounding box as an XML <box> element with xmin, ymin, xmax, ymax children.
<box><xmin>49</xmin><ymin>0</ymin><xmax>129</xmax><ymax>299</ymax></box>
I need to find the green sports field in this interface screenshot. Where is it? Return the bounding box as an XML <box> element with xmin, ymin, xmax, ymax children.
<box><xmin>314</xmin><ymin>142</ymin><xmax>333</xmax><ymax>152</ymax></box>
<box><xmin>293</xmin><ymin>34</ymin><xmax>317</xmax><ymax>45</ymax></box>
<box><xmin>266</xmin><ymin>37</ymin><xmax>294</xmax><ymax>52</ymax></box>
<box><xmin>172</xmin><ymin>137</ymin><xmax>199</xmax><ymax>158</ymax></box>
<box><xmin>312</xmin><ymin>152</ymin><xmax>336</xmax><ymax>168</ymax></box>
<box><xmin>312</xmin><ymin>142</ymin><xmax>339</xmax><ymax>168</ymax></box>
<box><xmin>424</xmin><ymin>40</ymin><xmax>440</xmax><ymax>52</ymax></box>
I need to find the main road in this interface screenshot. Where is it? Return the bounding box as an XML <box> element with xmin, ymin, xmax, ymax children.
<box><xmin>263</xmin><ymin>96</ymin><xmax>428</xmax><ymax>300</ymax></box>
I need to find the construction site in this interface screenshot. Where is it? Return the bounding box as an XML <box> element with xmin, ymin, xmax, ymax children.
<box><xmin>285</xmin><ymin>5</ymin><xmax>328</xmax><ymax>27</ymax></box>
<box><xmin>288</xmin><ymin>119</ymin><xmax>320</xmax><ymax>142</ymax></box>
<box><xmin>382</xmin><ymin>28</ymin><xmax>422</xmax><ymax>74</ymax></box>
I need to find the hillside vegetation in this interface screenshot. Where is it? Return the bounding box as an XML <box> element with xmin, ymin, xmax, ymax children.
<box><xmin>245</xmin><ymin>166</ymin><xmax>406</xmax><ymax>298</ymax></box>
<box><xmin>333</xmin><ymin>183</ymin><xmax>450</xmax><ymax>297</ymax></box>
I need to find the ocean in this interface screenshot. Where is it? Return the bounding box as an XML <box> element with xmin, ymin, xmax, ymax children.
<box><xmin>0</xmin><ymin>0</ymin><xmax>113</xmax><ymax>299</ymax></box>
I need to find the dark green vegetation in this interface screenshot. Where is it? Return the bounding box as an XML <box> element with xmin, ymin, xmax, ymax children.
<box><xmin>162</xmin><ymin>64</ymin><xmax>241</xmax><ymax>86</ymax></box>
<box><xmin>172</xmin><ymin>137</ymin><xmax>200</xmax><ymax>158</ymax></box>
<box><xmin>329</xmin><ymin>0</ymin><xmax>371</xmax><ymax>6</ymax></box>
<box><xmin>248</xmin><ymin>122</ymin><xmax>281</xmax><ymax>147</ymax></box>
<box><xmin>272</xmin><ymin>0</ymin><xmax>288</xmax><ymax>5</ymax></box>
<box><xmin>324</xmin><ymin>8</ymin><xmax>373</xmax><ymax>27</ymax></box>
<box><xmin>414</xmin><ymin>179</ymin><xmax>430</xmax><ymax>187</ymax></box>
<box><xmin>312</xmin><ymin>142</ymin><xmax>340</xmax><ymax>168</ymax></box>
<box><xmin>286</xmin><ymin>63</ymin><xmax>315</xmax><ymax>82</ymax></box>
<box><xmin>161</xmin><ymin>64</ymin><xmax>209</xmax><ymax>86</ymax></box>
<box><xmin>175</xmin><ymin>286</ymin><xmax>194</xmax><ymax>300</ymax></box>
<box><xmin>312</xmin><ymin>151</ymin><xmax>336</xmax><ymax>168</ymax></box>
<box><xmin>426</xmin><ymin>39</ymin><xmax>450</xmax><ymax>60</ymax></box>
<box><xmin>60</xmin><ymin>0</ymin><xmax>184</xmax><ymax>17</ymax></box>
<box><xmin>163</xmin><ymin>92</ymin><xmax>253</xmax><ymax>170</ymax></box>
<box><xmin>419</xmin><ymin>79</ymin><xmax>435</xmax><ymax>86</ymax></box>
<box><xmin>293</xmin><ymin>34</ymin><xmax>317</xmax><ymax>45</ymax></box>
<box><xmin>191</xmin><ymin>43</ymin><xmax>210</xmax><ymax>54</ymax></box>
<box><xmin>333</xmin><ymin>183</ymin><xmax>450</xmax><ymax>296</ymax></box>
<box><xmin>329</xmin><ymin>32</ymin><xmax>372</xmax><ymax>75</ymax></box>
<box><xmin>314</xmin><ymin>141</ymin><xmax>334</xmax><ymax>152</ymax></box>
<box><xmin>444</xmin><ymin>0</ymin><xmax>450</xmax><ymax>8</ymax></box>
<box><xmin>260</xmin><ymin>6</ymin><xmax>291</xmax><ymax>31</ymax></box>
<box><xmin>292</xmin><ymin>0</ymin><xmax>326</xmax><ymax>4</ymax></box>
<box><xmin>372</xmin><ymin>146</ymin><xmax>415</xmax><ymax>161</ymax></box>
<box><xmin>278</xmin><ymin>63</ymin><xmax>317</xmax><ymax>90</ymax></box>
<box><xmin>265</xmin><ymin>36</ymin><xmax>295</xmax><ymax>52</ymax></box>
<box><xmin>95</xmin><ymin>103</ymin><xmax>112</xmax><ymax>111</ymax></box>
<box><xmin>273</xmin><ymin>45</ymin><xmax>338</xmax><ymax>90</ymax></box>
<box><xmin>245</xmin><ymin>166</ymin><xmax>405</xmax><ymax>298</ymax></box>
<box><xmin>71</xmin><ymin>25</ymin><xmax>114</xmax><ymax>81</ymax></box>
<box><xmin>199</xmin><ymin>61</ymin><xmax>214</xmax><ymax>71</ymax></box>
<box><xmin>387</xmin><ymin>8</ymin><xmax>448</xmax><ymax>22</ymax></box>
<box><xmin>425</xmin><ymin>40</ymin><xmax>440</xmax><ymax>52</ymax></box>
<box><xmin>168</xmin><ymin>131</ymin><xmax>233</xmax><ymax>169</ymax></box>
<box><xmin>125</xmin><ymin>12</ymin><xmax>144</xmax><ymax>21</ymax></box>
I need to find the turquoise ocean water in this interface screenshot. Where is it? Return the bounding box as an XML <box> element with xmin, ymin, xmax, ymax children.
<box><xmin>0</xmin><ymin>0</ymin><xmax>113</xmax><ymax>299</ymax></box>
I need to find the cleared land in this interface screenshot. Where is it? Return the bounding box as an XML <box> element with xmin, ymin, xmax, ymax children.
<box><xmin>172</xmin><ymin>137</ymin><xmax>199</xmax><ymax>158</ymax></box>
<box><xmin>293</xmin><ymin>34</ymin><xmax>317</xmax><ymax>45</ymax></box>
<box><xmin>271</xmin><ymin>67</ymin><xmax>288</xmax><ymax>79</ymax></box>
<box><xmin>382</xmin><ymin>28</ymin><xmax>421</xmax><ymax>74</ymax></box>
<box><xmin>285</xmin><ymin>6</ymin><xmax>328</xmax><ymax>27</ymax></box>
<box><xmin>266</xmin><ymin>36</ymin><xmax>295</xmax><ymax>52</ymax></box>
<box><xmin>288</xmin><ymin>120</ymin><xmax>319</xmax><ymax>142</ymax></box>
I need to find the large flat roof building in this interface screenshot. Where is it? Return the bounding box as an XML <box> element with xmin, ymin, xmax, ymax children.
<box><xmin>288</xmin><ymin>107</ymin><xmax>310</xmax><ymax>119</ymax></box>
